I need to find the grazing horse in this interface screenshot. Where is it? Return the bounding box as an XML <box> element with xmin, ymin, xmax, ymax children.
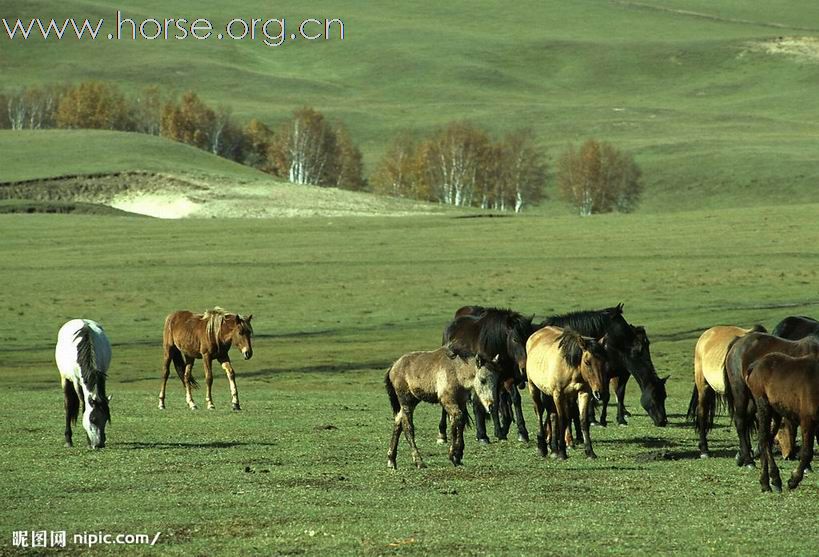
<box><xmin>384</xmin><ymin>346</ymin><xmax>500</xmax><ymax>469</ymax></box>
<box><xmin>526</xmin><ymin>326</ymin><xmax>608</xmax><ymax>460</ymax></box>
<box><xmin>687</xmin><ymin>325</ymin><xmax>765</xmax><ymax>459</ymax></box>
<box><xmin>159</xmin><ymin>308</ymin><xmax>254</xmax><ymax>411</ymax></box>
<box><xmin>745</xmin><ymin>353</ymin><xmax>819</xmax><ymax>492</ymax></box>
<box><xmin>440</xmin><ymin>307</ymin><xmax>534</xmax><ymax>444</ymax></box>
<box><xmin>541</xmin><ymin>304</ymin><xmax>667</xmax><ymax>427</ymax></box>
<box><xmin>55</xmin><ymin>319</ymin><xmax>112</xmax><ymax>449</ymax></box>
<box><xmin>724</xmin><ymin>331</ymin><xmax>819</xmax><ymax>467</ymax></box>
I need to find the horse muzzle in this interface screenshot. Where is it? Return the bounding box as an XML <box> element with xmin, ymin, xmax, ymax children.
<box><xmin>592</xmin><ymin>390</ymin><xmax>603</xmax><ymax>402</ymax></box>
<box><xmin>242</xmin><ymin>350</ymin><xmax>253</xmax><ymax>360</ymax></box>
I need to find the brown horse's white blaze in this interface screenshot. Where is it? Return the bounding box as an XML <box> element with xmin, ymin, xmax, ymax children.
<box><xmin>385</xmin><ymin>346</ymin><xmax>500</xmax><ymax>469</ymax></box>
<box><xmin>525</xmin><ymin>326</ymin><xmax>609</xmax><ymax>460</ymax></box>
<box><xmin>159</xmin><ymin>308</ymin><xmax>254</xmax><ymax>411</ymax></box>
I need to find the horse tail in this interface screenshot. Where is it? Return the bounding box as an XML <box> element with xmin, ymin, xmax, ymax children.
<box><xmin>722</xmin><ymin>335</ymin><xmax>743</xmax><ymax>420</ymax></box>
<box><xmin>74</xmin><ymin>323</ymin><xmax>99</xmax><ymax>391</ymax></box>
<box><xmin>687</xmin><ymin>385</ymin><xmax>721</xmax><ymax>434</ymax></box>
<box><xmin>463</xmin><ymin>406</ymin><xmax>473</xmax><ymax>429</ymax></box>
<box><xmin>64</xmin><ymin>380</ymin><xmax>80</xmax><ymax>425</ymax></box>
<box><xmin>686</xmin><ymin>385</ymin><xmax>699</xmax><ymax>425</ymax></box>
<box><xmin>164</xmin><ymin>314</ymin><xmax>196</xmax><ymax>388</ymax></box>
<box><xmin>384</xmin><ymin>369</ymin><xmax>400</xmax><ymax>416</ymax></box>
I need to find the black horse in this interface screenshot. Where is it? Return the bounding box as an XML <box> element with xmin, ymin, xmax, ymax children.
<box><xmin>541</xmin><ymin>304</ymin><xmax>668</xmax><ymax>427</ymax></box>
<box><xmin>440</xmin><ymin>306</ymin><xmax>534</xmax><ymax>444</ymax></box>
<box><xmin>772</xmin><ymin>316</ymin><xmax>819</xmax><ymax>340</ymax></box>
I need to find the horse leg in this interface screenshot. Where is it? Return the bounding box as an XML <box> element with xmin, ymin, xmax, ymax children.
<box><xmin>597</xmin><ymin>375</ymin><xmax>616</xmax><ymax>427</ymax></box>
<box><xmin>756</xmin><ymin>399</ymin><xmax>777</xmax><ymax>492</ymax></box>
<box><xmin>203</xmin><ymin>355</ymin><xmax>215</xmax><ymax>410</ymax></box>
<box><xmin>498</xmin><ymin>388</ymin><xmax>512</xmax><ymax>439</ymax></box>
<box><xmin>400</xmin><ymin>404</ymin><xmax>425</xmax><ymax>469</ymax></box>
<box><xmin>473</xmin><ymin>394</ymin><xmax>490</xmax><ymax>444</ymax></box>
<box><xmin>615</xmin><ymin>373</ymin><xmax>629</xmax><ymax>426</ymax></box>
<box><xmin>183</xmin><ymin>357</ymin><xmax>197</xmax><ymax>410</ymax></box>
<box><xmin>788</xmin><ymin>419</ymin><xmax>815</xmax><ymax>490</ymax></box>
<box><xmin>437</xmin><ymin>407</ymin><xmax>448</xmax><ymax>445</ymax></box>
<box><xmin>159</xmin><ymin>348</ymin><xmax>171</xmax><ymax>410</ymax></box>
<box><xmin>63</xmin><ymin>379</ymin><xmax>79</xmax><ymax>448</ymax></box>
<box><xmin>529</xmin><ymin>385</ymin><xmax>548</xmax><ymax>457</ymax></box>
<box><xmin>553</xmin><ymin>392</ymin><xmax>568</xmax><ymax>460</ymax></box>
<box><xmin>220</xmin><ymin>359</ymin><xmax>241</xmax><ymax>411</ymax></box>
<box><xmin>578</xmin><ymin>391</ymin><xmax>596</xmax><ymax>459</ymax></box>
<box><xmin>491</xmin><ymin>385</ymin><xmax>507</xmax><ymax>441</ymax></box>
<box><xmin>512</xmin><ymin>387</ymin><xmax>529</xmax><ymax>442</ymax></box>
<box><xmin>696</xmin><ymin>384</ymin><xmax>715</xmax><ymax>458</ymax></box>
<box><xmin>733</xmin><ymin>389</ymin><xmax>754</xmax><ymax>467</ymax></box>
<box><xmin>776</xmin><ymin>418</ymin><xmax>797</xmax><ymax>460</ymax></box>
<box><xmin>387</xmin><ymin>410</ymin><xmax>403</xmax><ymax>469</ymax></box>
<box><xmin>443</xmin><ymin>400</ymin><xmax>464</xmax><ymax>466</ymax></box>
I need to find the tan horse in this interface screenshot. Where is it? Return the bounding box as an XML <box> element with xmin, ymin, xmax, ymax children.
<box><xmin>384</xmin><ymin>346</ymin><xmax>500</xmax><ymax>469</ymax></box>
<box><xmin>687</xmin><ymin>325</ymin><xmax>764</xmax><ymax>459</ymax></box>
<box><xmin>526</xmin><ymin>326</ymin><xmax>608</xmax><ymax>460</ymax></box>
<box><xmin>159</xmin><ymin>308</ymin><xmax>254</xmax><ymax>411</ymax></box>
<box><xmin>745</xmin><ymin>353</ymin><xmax>819</xmax><ymax>492</ymax></box>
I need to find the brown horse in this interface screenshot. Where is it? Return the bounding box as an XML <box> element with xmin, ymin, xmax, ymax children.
<box><xmin>745</xmin><ymin>353</ymin><xmax>819</xmax><ymax>492</ymax></box>
<box><xmin>686</xmin><ymin>324</ymin><xmax>765</xmax><ymax>459</ymax></box>
<box><xmin>159</xmin><ymin>308</ymin><xmax>254</xmax><ymax>411</ymax></box>
<box><xmin>525</xmin><ymin>326</ymin><xmax>608</xmax><ymax>460</ymax></box>
<box><xmin>724</xmin><ymin>331</ymin><xmax>819</xmax><ymax>467</ymax></box>
<box><xmin>385</xmin><ymin>346</ymin><xmax>500</xmax><ymax>469</ymax></box>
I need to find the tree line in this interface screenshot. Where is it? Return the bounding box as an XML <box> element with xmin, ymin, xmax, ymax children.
<box><xmin>0</xmin><ymin>81</ymin><xmax>642</xmax><ymax>214</ymax></box>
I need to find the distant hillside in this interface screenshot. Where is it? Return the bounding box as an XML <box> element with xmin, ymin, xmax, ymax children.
<box><xmin>3</xmin><ymin>1</ymin><xmax>819</xmax><ymax>212</ymax></box>
<box><xmin>0</xmin><ymin>131</ymin><xmax>453</xmax><ymax>218</ymax></box>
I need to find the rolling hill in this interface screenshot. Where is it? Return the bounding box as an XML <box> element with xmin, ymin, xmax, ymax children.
<box><xmin>2</xmin><ymin>1</ymin><xmax>819</xmax><ymax>212</ymax></box>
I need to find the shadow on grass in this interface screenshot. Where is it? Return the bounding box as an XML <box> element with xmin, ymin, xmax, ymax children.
<box><xmin>118</xmin><ymin>441</ymin><xmax>276</xmax><ymax>450</ymax></box>
<box><xmin>243</xmin><ymin>360</ymin><xmax>391</xmax><ymax>378</ymax></box>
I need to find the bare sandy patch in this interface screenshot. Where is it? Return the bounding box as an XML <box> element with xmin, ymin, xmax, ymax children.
<box><xmin>110</xmin><ymin>192</ymin><xmax>201</xmax><ymax>219</ymax></box>
<box><xmin>745</xmin><ymin>36</ymin><xmax>819</xmax><ymax>62</ymax></box>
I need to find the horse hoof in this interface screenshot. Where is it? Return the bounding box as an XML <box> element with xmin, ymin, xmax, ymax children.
<box><xmin>415</xmin><ymin>462</ymin><xmax>427</xmax><ymax>469</ymax></box>
<box><xmin>207</xmin><ymin>405</ymin><xmax>216</xmax><ymax>410</ymax></box>
<box><xmin>517</xmin><ymin>434</ymin><xmax>529</xmax><ymax>443</ymax></box>
<box><xmin>436</xmin><ymin>438</ymin><xmax>447</xmax><ymax>445</ymax></box>
<box><xmin>699</xmin><ymin>453</ymin><xmax>709</xmax><ymax>459</ymax></box>
<box><xmin>158</xmin><ymin>403</ymin><xmax>165</xmax><ymax>410</ymax></box>
<box><xmin>232</xmin><ymin>404</ymin><xmax>241</xmax><ymax>412</ymax></box>
<box><xmin>586</xmin><ymin>452</ymin><xmax>598</xmax><ymax>460</ymax></box>
<box><xmin>477</xmin><ymin>438</ymin><xmax>490</xmax><ymax>446</ymax></box>
<box><xmin>558</xmin><ymin>453</ymin><xmax>568</xmax><ymax>461</ymax></box>
<box><xmin>387</xmin><ymin>460</ymin><xmax>396</xmax><ymax>470</ymax></box>
<box><xmin>189</xmin><ymin>405</ymin><xmax>198</xmax><ymax>411</ymax></box>
<box><xmin>64</xmin><ymin>442</ymin><xmax>73</xmax><ymax>448</ymax></box>
<box><xmin>745</xmin><ymin>463</ymin><xmax>756</xmax><ymax>470</ymax></box>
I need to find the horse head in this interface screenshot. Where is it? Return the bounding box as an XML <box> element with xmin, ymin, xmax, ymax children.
<box><xmin>232</xmin><ymin>314</ymin><xmax>254</xmax><ymax>360</ymax></box>
<box><xmin>84</xmin><ymin>392</ymin><xmax>111</xmax><ymax>449</ymax></box>
<box><xmin>576</xmin><ymin>334</ymin><xmax>609</xmax><ymax>402</ymax></box>
<box><xmin>629</xmin><ymin>325</ymin><xmax>668</xmax><ymax>427</ymax></box>
<box><xmin>474</xmin><ymin>354</ymin><xmax>500</xmax><ymax>413</ymax></box>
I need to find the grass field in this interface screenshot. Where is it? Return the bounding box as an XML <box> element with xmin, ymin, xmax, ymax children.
<box><xmin>1</xmin><ymin>205</ymin><xmax>818</xmax><ymax>555</ymax></box>
<box><xmin>4</xmin><ymin>1</ymin><xmax>819</xmax><ymax>211</ymax></box>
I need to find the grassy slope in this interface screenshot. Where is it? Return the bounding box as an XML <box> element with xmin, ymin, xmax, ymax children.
<box><xmin>0</xmin><ymin>206</ymin><xmax>818</xmax><ymax>555</ymax></box>
<box><xmin>3</xmin><ymin>1</ymin><xmax>819</xmax><ymax>211</ymax></box>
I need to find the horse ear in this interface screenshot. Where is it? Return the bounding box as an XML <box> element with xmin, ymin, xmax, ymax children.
<box><xmin>246</xmin><ymin>314</ymin><xmax>253</xmax><ymax>322</ymax></box>
<box><xmin>476</xmin><ymin>355</ymin><xmax>486</xmax><ymax>368</ymax></box>
<box><xmin>598</xmin><ymin>335</ymin><xmax>608</xmax><ymax>347</ymax></box>
<box><xmin>492</xmin><ymin>354</ymin><xmax>500</xmax><ymax>363</ymax></box>
<box><xmin>107</xmin><ymin>394</ymin><xmax>113</xmax><ymax>402</ymax></box>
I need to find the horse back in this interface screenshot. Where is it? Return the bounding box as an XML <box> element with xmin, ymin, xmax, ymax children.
<box><xmin>695</xmin><ymin>326</ymin><xmax>751</xmax><ymax>393</ymax></box>
<box><xmin>389</xmin><ymin>348</ymin><xmax>463</xmax><ymax>404</ymax></box>
<box><xmin>525</xmin><ymin>326</ymin><xmax>568</xmax><ymax>392</ymax></box>
<box><xmin>55</xmin><ymin>319</ymin><xmax>111</xmax><ymax>381</ymax></box>
<box><xmin>164</xmin><ymin>310</ymin><xmax>211</xmax><ymax>358</ymax></box>
<box><xmin>772</xmin><ymin>315</ymin><xmax>819</xmax><ymax>341</ymax></box>
<box><xmin>747</xmin><ymin>354</ymin><xmax>819</xmax><ymax>416</ymax></box>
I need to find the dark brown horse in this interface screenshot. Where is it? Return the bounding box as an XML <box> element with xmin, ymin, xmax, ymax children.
<box><xmin>541</xmin><ymin>304</ymin><xmax>667</xmax><ymax>427</ymax></box>
<box><xmin>440</xmin><ymin>307</ymin><xmax>534</xmax><ymax>444</ymax></box>
<box><xmin>724</xmin><ymin>331</ymin><xmax>819</xmax><ymax>467</ymax></box>
<box><xmin>770</xmin><ymin>316</ymin><xmax>819</xmax><ymax>458</ymax></box>
<box><xmin>159</xmin><ymin>308</ymin><xmax>254</xmax><ymax>411</ymax></box>
<box><xmin>745</xmin><ymin>353</ymin><xmax>819</xmax><ymax>492</ymax></box>
<box><xmin>385</xmin><ymin>346</ymin><xmax>500</xmax><ymax>469</ymax></box>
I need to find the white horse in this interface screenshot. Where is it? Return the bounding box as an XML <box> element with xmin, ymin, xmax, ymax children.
<box><xmin>55</xmin><ymin>319</ymin><xmax>112</xmax><ymax>448</ymax></box>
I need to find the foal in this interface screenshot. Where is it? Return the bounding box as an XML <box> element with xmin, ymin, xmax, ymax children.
<box><xmin>745</xmin><ymin>353</ymin><xmax>819</xmax><ymax>492</ymax></box>
<box><xmin>526</xmin><ymin>326</ymin><xmax>608</xmax><ymax>460</ymax></box>
<box><xmin>385</xmin><ymin>346</ymin><xmax>500</xmax><ymax>469</ymax></box>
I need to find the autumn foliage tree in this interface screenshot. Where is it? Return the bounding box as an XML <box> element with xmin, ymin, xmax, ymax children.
<box><xmin>270</xmin><ymin>107</ymin><xmax>364</xmax><ymax>189</ymax></box>
<box><xmin>557</xmin><ymin>139</ymin><xmax>642</xmax><ymax>215</ymax></box>
<box><xmin>370</xmin><ymin>132</ymin><xmax>423</xmax><ymax>199</ymax></box>
<box><xmin>56</xmin><ymin>81</ymin><xmax>131</xmax><ymax>130</ymax></box>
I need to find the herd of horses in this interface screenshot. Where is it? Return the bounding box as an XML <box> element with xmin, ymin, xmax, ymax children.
<box><xmin>54</xmin><ymin>305</ymin><xmax>819</xmax><ymax>492</ymax></box>
<box><xmin>384</xmin><ymin>306</ymin><xmax>819</xmax><ymax>492</ymax></box>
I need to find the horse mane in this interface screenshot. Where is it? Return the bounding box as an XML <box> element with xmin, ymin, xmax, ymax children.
<box><xmin>557</xmin><ymin>329</ymin><xmax>584</xmax><ymax>368</ymax></box>
<box><xmin>202</xmin><ymin>308</ymin><xmax>253</xmax><ymax>347</ymax></box>
<box><xmin>541</xmin><ymin>305</ymin><xmax>625</xmax><ymax>339</ymax></box>
<box><xmin>749</xmin><ymin>324</ymin><xmax>767</xmax><ymax>334</ymax></box>
<box><xmin>444</xmin><ymin>342</ymin><xmax>476</xmax><ymax>361</ymax></box>
<box><xmin>74</xmin><ymin>324</ymin><xmax>105</xmax><ymax>392</ymax></box>
<box><xmin>476</xmin><ymin>308</ymin><xmax>533</xmax><ymax>355</ymax></box>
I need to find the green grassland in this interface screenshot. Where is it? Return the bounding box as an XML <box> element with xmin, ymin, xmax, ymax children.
<box><xmin>3</xmin><ymin>1</ymin><xmax>819</xmax><ymax>211</ymax></box>
<box><xmin>1</xmin><ymin>205</ymin><xmax>818</xmax><ymax>555</ymax></box>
